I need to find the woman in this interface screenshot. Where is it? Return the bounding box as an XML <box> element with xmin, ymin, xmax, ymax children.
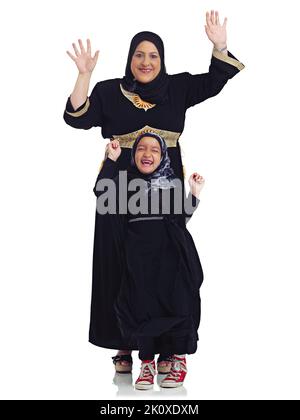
<box><xmin>63</xmin><ymin>10</ymin><xmax>245</xmax><ymax>373</ymax></box>
<box><xmin>93</xmin><ymin>134</ymin><xmax>205</xmax><ymax>389</ymax></box>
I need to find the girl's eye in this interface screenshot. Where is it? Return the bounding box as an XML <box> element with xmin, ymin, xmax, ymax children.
<box><xmin>151</xmin><ymin>55</ymin><xmax>158</xmax><ymax>59</ymax></box>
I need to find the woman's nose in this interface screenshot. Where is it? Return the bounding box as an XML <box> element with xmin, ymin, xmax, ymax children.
<box><xmin>142</xmin><ymin>55</ymin><xmax>150</xmax><ymax>66</ymax></box>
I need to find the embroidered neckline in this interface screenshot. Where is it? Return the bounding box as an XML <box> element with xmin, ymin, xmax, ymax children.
<box><xmin>111</xmin><ymin>125</ymin><xmax>181</xmax><ymax>149</ymax></box>
<box><xmin>120</xmin><ymin>84</ymin><xmax>156</xmax><ymax>111</ymax></box>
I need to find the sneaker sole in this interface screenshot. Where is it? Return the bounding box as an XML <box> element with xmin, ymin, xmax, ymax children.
<box><xmin>135</xmin><ymin>383</ymin><xmax>154</xmax><ymax>390</ymax></box>
<box><xmin>160</xmin><ymin>382</ymin><xmax>184</xmax><ymax>388</ymax></box>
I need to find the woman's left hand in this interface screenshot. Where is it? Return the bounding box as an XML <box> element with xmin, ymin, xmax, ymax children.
<box><xmin>204</xmin><ymin>10</ymin><xmax>227</xmax><ymax>49</ymax></box>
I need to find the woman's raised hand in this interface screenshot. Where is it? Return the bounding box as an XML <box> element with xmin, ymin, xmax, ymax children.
<box><xmin>204</xmin><ymin>10</ymin><xmax>227</xmax><ymax>49</ymax></box>
<box><xmin>66</xmin><ymin>38</ymin><xmax>99</xmax><ymax>75</ymax></box>
<box><xmin>107</xmin><ymin>140</ymin><xmax>122</xmax><ymax>162</ymax></box>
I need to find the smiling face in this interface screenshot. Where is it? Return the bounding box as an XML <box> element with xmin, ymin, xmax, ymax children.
<box><xmin>134</xmin><ymin>136</ymin><xmax>162</xmax><ymax>174</ymax></box>
<box><xmin>130</xmin><ymin>41</ymin><xmax>161</xmax><ymax>84</ymax></box>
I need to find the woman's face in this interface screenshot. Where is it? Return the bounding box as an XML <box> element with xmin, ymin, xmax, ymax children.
<box><xmin>135</xmin><ymin>136</ymin><xmax>162</xmax><ymax>174</ymax></box>
<box><xmin>130</xmin><ymin>41</ymin><xmax>161</xmax><ymax>84</ymax></box>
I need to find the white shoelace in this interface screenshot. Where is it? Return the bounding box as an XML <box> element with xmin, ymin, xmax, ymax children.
<box><xmin>168</xmin><ymin>359</ymin><xmax>187</xmax><ymax>378</ymax></box>
<box><xmin>138</xmin><ymin>362</ymin><xmax>156</xmax><ymax>380</ymax></box>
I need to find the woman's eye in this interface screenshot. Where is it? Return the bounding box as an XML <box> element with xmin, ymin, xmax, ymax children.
<box><xmin>151</xmin><ymin>55</ymin><xmax>158</xmax><ymax>59</ymax></box>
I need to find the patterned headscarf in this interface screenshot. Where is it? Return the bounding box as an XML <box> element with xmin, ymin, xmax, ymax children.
<box><xmin>127</xmin><ymin>132</ymin><xmax>178</xmax><ymax>194</ymax></box>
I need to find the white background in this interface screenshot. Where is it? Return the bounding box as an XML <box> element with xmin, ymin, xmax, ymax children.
<box><xmin>1</xmin><ymin>0</ymin><xmax>299</xmax><ymax>400</ymax></box>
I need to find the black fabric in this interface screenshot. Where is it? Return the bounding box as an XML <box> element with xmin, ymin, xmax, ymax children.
<box><xmin>121</xmin><ymin>31</ymin><xmax>169</xmax><ymax>104</ymax></box>
<box><xmin>93</xmin><ymin>157</ymin><xmax>203</xmax><ymax>356</ymax></box>
<box><xmin>137</xmin><ymin>337</ymin><xmax>157</xmax><ymax>361</ymax></box>
<box><xmin>94</xmin><ymin>157</ymin><xmax>200</xmax><ymax>226</ymax></box>
<box><xmin>137</xmin><ymin>336</ymin><xmax>188</xmax><ymax>361</ymax></box>
<box><xmin>64</xmin><ymin>50</ymin><xmax>243</xmax><ymax>135</ymax></box>
<box><xmin>111</xmin><ymin>354</ymin><xmax>132</xmax><ymax>365</ymax></box>
<box><xmin>63</xmin><ymin>49</ymin><xmax>244</xmax><ymax>350</ymax></box>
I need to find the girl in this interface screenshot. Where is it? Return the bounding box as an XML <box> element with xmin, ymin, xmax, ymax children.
<box><xmin>94</xmin><ymin>133</ymin><xmax>205</xmax><ymax>389</ymax></box>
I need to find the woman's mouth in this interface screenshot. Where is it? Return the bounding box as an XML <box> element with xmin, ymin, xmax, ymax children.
<box><xmin>139</xmin><ymin>68</ymin><xmax>152</xmax><ymax>74</ymax></box>
<box><xmin>141</xmin><ymin>159</ymin><xmax>153</xmax><ymax>167</ymax></box>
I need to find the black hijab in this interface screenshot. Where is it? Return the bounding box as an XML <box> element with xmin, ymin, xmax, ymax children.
<box><xmin>127</xmin><ymin>132</ymin><xmax>178</xmax><ymax>194</ymax></box>
<box><xmin>121</xmin><ymin>31</ymin><xmax>170</xmax><ymax>105</ymax></box>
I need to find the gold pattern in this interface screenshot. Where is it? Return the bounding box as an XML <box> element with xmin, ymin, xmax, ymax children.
<box><xmin>212</xmin><ymin>47</ymin><xmax>245</xmax><ymax>71</ymax></box>
<box><xmin>98</xmin><ymin>127</ymin><xmax>181</xmax><ymax>173</ymax></box>
<box><xmin>120</xmin><ymin>84</ymin><xmax>156</xmax><ymax>111</ymax></box>
<box><xmin>98</xmin><ymin>159</ymin><xmax>104</xmax><ymax>173</ymax></box>
<box><xmin>111</xmin><ymin>125</ymin><xmax>181</xmax><ymax>149</ymax></box>
<box><xmin>98</xmin><ymin>127</ymin><xmax>183</xmax><ymax>173</ymax></box>
<box><xmin>65</xmin><ymin>97</ymin><xmax>90</xmax><ymax>117</ymax></box>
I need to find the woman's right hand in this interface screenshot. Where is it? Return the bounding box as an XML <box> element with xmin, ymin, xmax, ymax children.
<box><xmin>66</xmin><ymin>38</ymin><xmax>99</xmax><ymax>75</ymax></box>
<box><xmin>106</xmin><ymin>140</ymin><xmax>122</xmax><ymax>162</ymax></box>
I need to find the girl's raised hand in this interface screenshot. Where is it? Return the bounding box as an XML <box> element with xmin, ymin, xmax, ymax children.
<box><xmin>204</xmin><ymin>10</ymin><xmax>227</xmax><ymax>49</ymax></box>
<box><xmin>188</xmin><ymin>173</ymin><xmax>205</xmax><ymax>198</ymax></box>
<box><xmin>66</xmin><ymin>38</ymin><xmax>99</xmax><ymax>75</ymax></box>
<box><xmin>106</xmin><ymin>140</ymin><xmax>122</xmax><ymax>162</ymax></box>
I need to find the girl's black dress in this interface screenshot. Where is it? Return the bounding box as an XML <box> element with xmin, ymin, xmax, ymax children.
<box><xmin>63</xmin><ymin>48</ymin><xmax>245</xmax><ymax>350</ymax></box>
<box><xmin>93</xmin><ymin>157</ymin><xmax>202</xmax><ymax>356</ymax></box>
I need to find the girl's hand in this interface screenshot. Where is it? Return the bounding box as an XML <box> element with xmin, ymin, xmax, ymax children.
<box><xmin>188</xmin><ymin>173</ymin><xmax>205</xmax><ymax>198</ymax></box>
<box><xmin>204</xmin><ymin>10</ymin><xmax>227</xmax><ymax>50</ymax></box>
<box><xmin>66</xmin><ymin>38</ymin><xmax>99</xmax><ymax>75</ymax></box>
<box><xmin>106</xmin><ymin>139</ymin><xmax>121</xmax><ymax>161</ymax></box>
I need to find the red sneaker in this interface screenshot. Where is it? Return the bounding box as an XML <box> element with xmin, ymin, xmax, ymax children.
<box><xmin>135</xmin><ymin>359</ymin><xmax>156</xmax><ymax>390</ymax></box>
<box><xmin>159</xmin><ymin>355</ymin><xmax>187</xmax><ymax>388</ymax></box>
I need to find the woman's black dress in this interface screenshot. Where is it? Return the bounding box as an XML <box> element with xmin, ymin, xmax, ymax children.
<box><xmin>63</xmin><ymin>49</ymin><xmax>245</xmax><ymax>350</ymax></box>
<box><xmin>93</xmin><ymin>157</ymin><xmax>203</xmax><ymax>355</ymax></box>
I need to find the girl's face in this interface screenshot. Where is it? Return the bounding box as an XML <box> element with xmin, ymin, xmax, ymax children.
<box><xmin>135</xmin><ymin>137</ymin><xmax>162</xmax><ymax>174</ymax></box>
<box><xmin>130</xmin><ymin>41</ymin><xmax>161</xmax><ymax>84</ymax></box>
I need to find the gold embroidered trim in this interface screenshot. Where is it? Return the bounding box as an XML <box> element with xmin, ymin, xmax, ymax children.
<box><xmin>98</xmin><ymin>127</ymin><xmax>182</xmax><ymax>172</ymax></box>
<box><xmin>98</xmin><ymin>159</ymin><xmax>104</xmax><ymax>173</ymax></box>
<box><xmin>65</xmin><ymin>97</ymin><xmax>90</xmax><ymax>117</ymax></box>
<box><xmin>111</xmin><ymin>125</ymin><xmax>181</xmax><ymax>149</ymax></box>
<box><xmin>212</xmin><ymin>47</ymin><xmax>245</xmax><ymax>71</ymax></box>
<box><xmin>120</xmin><ymin>84</ymin><xmax>156</xmax><ymax>111</ymax></box>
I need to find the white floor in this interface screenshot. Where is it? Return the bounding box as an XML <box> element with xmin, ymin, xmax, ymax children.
<box><xmin>2</xmin><ymin>336</ymin><xmax>299</xmax><ymax>400</ymax></box>
<box><xmin>1</xmin><ymin>0</ymin><xmax>300</xmax><ymax>402</ymax></box>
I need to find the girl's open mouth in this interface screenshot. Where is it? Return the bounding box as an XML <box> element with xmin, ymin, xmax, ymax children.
<box><xmin>141</xmin><ymin>159</ymin><xmax>153</xmax><ymax>166</ymax></box>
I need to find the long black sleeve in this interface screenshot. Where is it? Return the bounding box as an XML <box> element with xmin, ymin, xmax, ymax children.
<box><xmin>63</xmin><ymin>82</ymin><xmax>104</xmax><ymax>129</ymax></box>
<box><xmin>184</xmin><ymin>191</ymin><xmax>200</xmax><ymax>224</ymax></box>
<box><xmin>93</xmin><ymin>157</ymin><xmax>119</xmax><ymax>197</ymax></box>
<box><xmin>93</xmin><ymin>157</ymin><xmax>127</xmax><ymax>249</ymax></box>
<box><xmin>184</xmin><ymin>48</ymin><xmax>245</xmax><ymax>109</ymax></box>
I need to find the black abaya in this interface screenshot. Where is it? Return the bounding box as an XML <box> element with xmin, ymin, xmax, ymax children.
<box><xmin>93</xmin><ymin>157</ymin><xmax>203</xmax><ymax>355</ymax></box>
<box><xmin>63</xmin><ymin>48</ymin><xmax>245</xmax><ymax>349</ymax></box>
